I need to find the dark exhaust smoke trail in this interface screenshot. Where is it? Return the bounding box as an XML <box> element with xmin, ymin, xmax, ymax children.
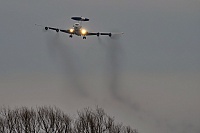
<box><xmin>98</xmin><ymin>35</ymin><xmax>140</xmax><ymax>111</ymax></box>
<box><xmin>45</xmin><ymin>33</ymin><xmax>88</xmax><ymax>97</ymax></box>
<box><xmin>107</xmin><ymin>37</ymin><xmax>140</xmax><ymax>111</ymax></box>
<box><xmin>106</xmin><ymin>38</ymin><xmax>121</xmax><ymax>100</ymax></box>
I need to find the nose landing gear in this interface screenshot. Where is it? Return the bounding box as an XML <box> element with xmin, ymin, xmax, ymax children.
<box><xmin>83</xmin><ymin>36</ymin><xmax>86</xmax><ymax>39</ymax></box>
<box><xmin>69</xmin><ymin>35</ymin><xmax>73</xmax><ymax>38</ymax></box>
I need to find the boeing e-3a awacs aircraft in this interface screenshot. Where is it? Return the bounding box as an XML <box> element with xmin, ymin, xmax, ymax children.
<box><xmin>36</xmin><ymin>16</ymin><xmax>124</xmax><ymax>39</ymax></box>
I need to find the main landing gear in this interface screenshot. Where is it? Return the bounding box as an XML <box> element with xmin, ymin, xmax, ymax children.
<box><xmin>69</xmin><ymin>35</ymin><xmax>86</xmax><ymax>39</ymax></box>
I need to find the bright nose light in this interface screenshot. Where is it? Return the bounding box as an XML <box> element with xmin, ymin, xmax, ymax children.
<box><xmin>81</xmin><ymin>29</ymin><xmax>87</xmax><ymax>35</ymax></box>
<box><xmin>70</xmin><ymin>29</ymin><xmax>74</xmax><ymax>32</ymax></box>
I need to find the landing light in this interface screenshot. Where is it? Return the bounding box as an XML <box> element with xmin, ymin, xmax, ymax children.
<box><xmin>81</xmin><ymin>29</ymin><xmax>87</xmax><ymax>35</ymax></box>
<box><xmin>70</xmin><ymin>29</ymin><xmax>74</xmax><ymax>32</ymax></box>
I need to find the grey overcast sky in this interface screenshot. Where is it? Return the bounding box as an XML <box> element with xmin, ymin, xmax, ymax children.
<box><xmin>0</xmin><ymin>0</ymin><xmax>200</xmax><ymax>133</ymax></box>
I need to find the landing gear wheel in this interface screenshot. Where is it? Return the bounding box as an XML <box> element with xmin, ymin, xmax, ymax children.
<box><xmin>83</xmin><ymin>36</ymin><xmax>86</xmax><ymax>39</ymax></box>
<box><xmin>56</xmin><ymin>29</ymin><xmax>59</xmax><ymax>32</ymax></box>
<box><xmin>69</xmin><ymin>35</ymin><xmax>73</xmax><ymax>38</ymax></box>
<box><xmin>45</xmin><ymin>27</ymin><xmax>48</xmax><ymax>30</ymax></box>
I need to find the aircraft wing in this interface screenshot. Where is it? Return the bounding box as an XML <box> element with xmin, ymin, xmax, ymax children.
<box><xmin>44</xmin><ymin>26</ymin><xmax>71</xmax><ymax>34</ymax></box>
<box><xmin>60</xmin><ymin>29</ymin><xmax>71</xmax><ymax>34</ymax></box>
<box><xmin>87</xmin><ymin>32</ymin><xmax>124</xmax><ymax>37</ymax></box>
<box><xmin>35</xmin><ymin>24</ymin><xmax>71</xmax><ymax>34</ymax></box>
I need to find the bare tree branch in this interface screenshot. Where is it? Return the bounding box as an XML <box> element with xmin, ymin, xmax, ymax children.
<box><xmin>0</xmin><ymin>106</ymin><xmax>137</xmax><ymax>133</ymax></box>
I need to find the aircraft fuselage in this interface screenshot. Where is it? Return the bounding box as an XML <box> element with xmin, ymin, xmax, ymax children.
<box><xmin>72</xmin><ymin>23</ymin><xmax>83</xmax><ymax>36</ymax></box>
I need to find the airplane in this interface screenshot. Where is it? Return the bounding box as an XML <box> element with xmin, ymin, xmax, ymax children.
<box><xmin>36</xmin><ymin>16</ymin><xmax>124</xmax><ymax>39</ymax></box>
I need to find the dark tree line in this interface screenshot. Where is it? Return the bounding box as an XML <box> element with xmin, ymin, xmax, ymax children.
<box><xmin>0</xmin><ymin>106</ymin><xmax>137</xmax><ymax>133</ymax></box>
